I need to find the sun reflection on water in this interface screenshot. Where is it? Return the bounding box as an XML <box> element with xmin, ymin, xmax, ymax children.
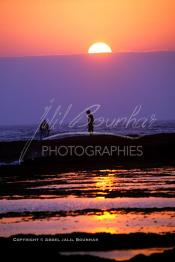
<box><xmin>95</xmin><ymin>211</ymin><xmax>117</xmax><ymax>221</ymax></box>
<box><xmin>93</xmin><ymin>172</ymin><xmax>116</xmax><ymax>192</ymax></box>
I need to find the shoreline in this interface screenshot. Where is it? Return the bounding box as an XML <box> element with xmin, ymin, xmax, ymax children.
<box><xmin>0</xmin><ymin>134</ymin><xmax>175</xmax><ymax>261</ymax></box>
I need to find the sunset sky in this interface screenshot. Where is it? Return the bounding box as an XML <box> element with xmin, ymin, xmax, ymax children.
<box><xmin>0</xmin><ymin>0</ymin><xmax>175</xmax><ymax>57</ymax></box>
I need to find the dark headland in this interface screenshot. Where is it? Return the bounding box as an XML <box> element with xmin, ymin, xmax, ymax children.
<box><xmin>0</xmin><ymin>133</ymin><xmax>175</xmax><ymax>174</ymax></box>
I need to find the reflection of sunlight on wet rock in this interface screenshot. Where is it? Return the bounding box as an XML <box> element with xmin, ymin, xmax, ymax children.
<box><xmin>95</xmin><ymin>211</ymin><xmax>117</xmax><ymax>221</ymax></box>
<box><xmin>92</xmin><ymin>227</ymin><xmax>117</xmax><ymax>234</ymax></box>
<box><xmin>93</xmin><ymin>174</ymin><xmax>116</xmax><ymax>192</ymax></box>
<box><xmin>1</xmin><ymin>167</ymin><xmax>175</xmax><ymax>237</ymax></box>
<box><xmin>95</xmin><ymin>196</ymin><xmax>105</xmax><ymax>200</ymax></box>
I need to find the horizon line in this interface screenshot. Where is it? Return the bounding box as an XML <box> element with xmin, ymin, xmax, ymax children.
<box><xmin>0</xmin><ymin>49</ymin><xmax>175</xmax><ymax>59</ymax></box>
<box><xmin>1</xmin><ymin>119</ymin><xmax>175</xmax><ymax>126</ymax></box>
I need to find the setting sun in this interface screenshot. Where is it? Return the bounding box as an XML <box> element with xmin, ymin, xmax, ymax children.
<box><xmin>88</xmin><ymin>42</ymin><xmax>112</xmax><ymax>54</ymax></box>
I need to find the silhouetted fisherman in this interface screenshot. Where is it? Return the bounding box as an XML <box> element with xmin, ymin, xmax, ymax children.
<box><xmin>39</xmin><ymin>119</ymin><xmax>50</xmax><ymax>139</ymax></box>
<box><xmin>86</xmin><ymin>110</ymin><xmax>94</xmax><ymax>135</ymax></box>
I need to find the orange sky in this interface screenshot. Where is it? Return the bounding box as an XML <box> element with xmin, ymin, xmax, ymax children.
<box><xmin>0</xmin><ymin>0</ymin><xmax>175</xmax><ymax>56</ymax></box>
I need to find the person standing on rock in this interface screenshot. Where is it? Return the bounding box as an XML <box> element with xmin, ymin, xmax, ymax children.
<box><xmin>39</xmin><ymin>119</ymin><xmax>50</xmax><ymax>139</ymax></box>
<box><xmin>86</xmin><ymin>110</ymin><xmax>94</xmax><ymax>135</ymax></box>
